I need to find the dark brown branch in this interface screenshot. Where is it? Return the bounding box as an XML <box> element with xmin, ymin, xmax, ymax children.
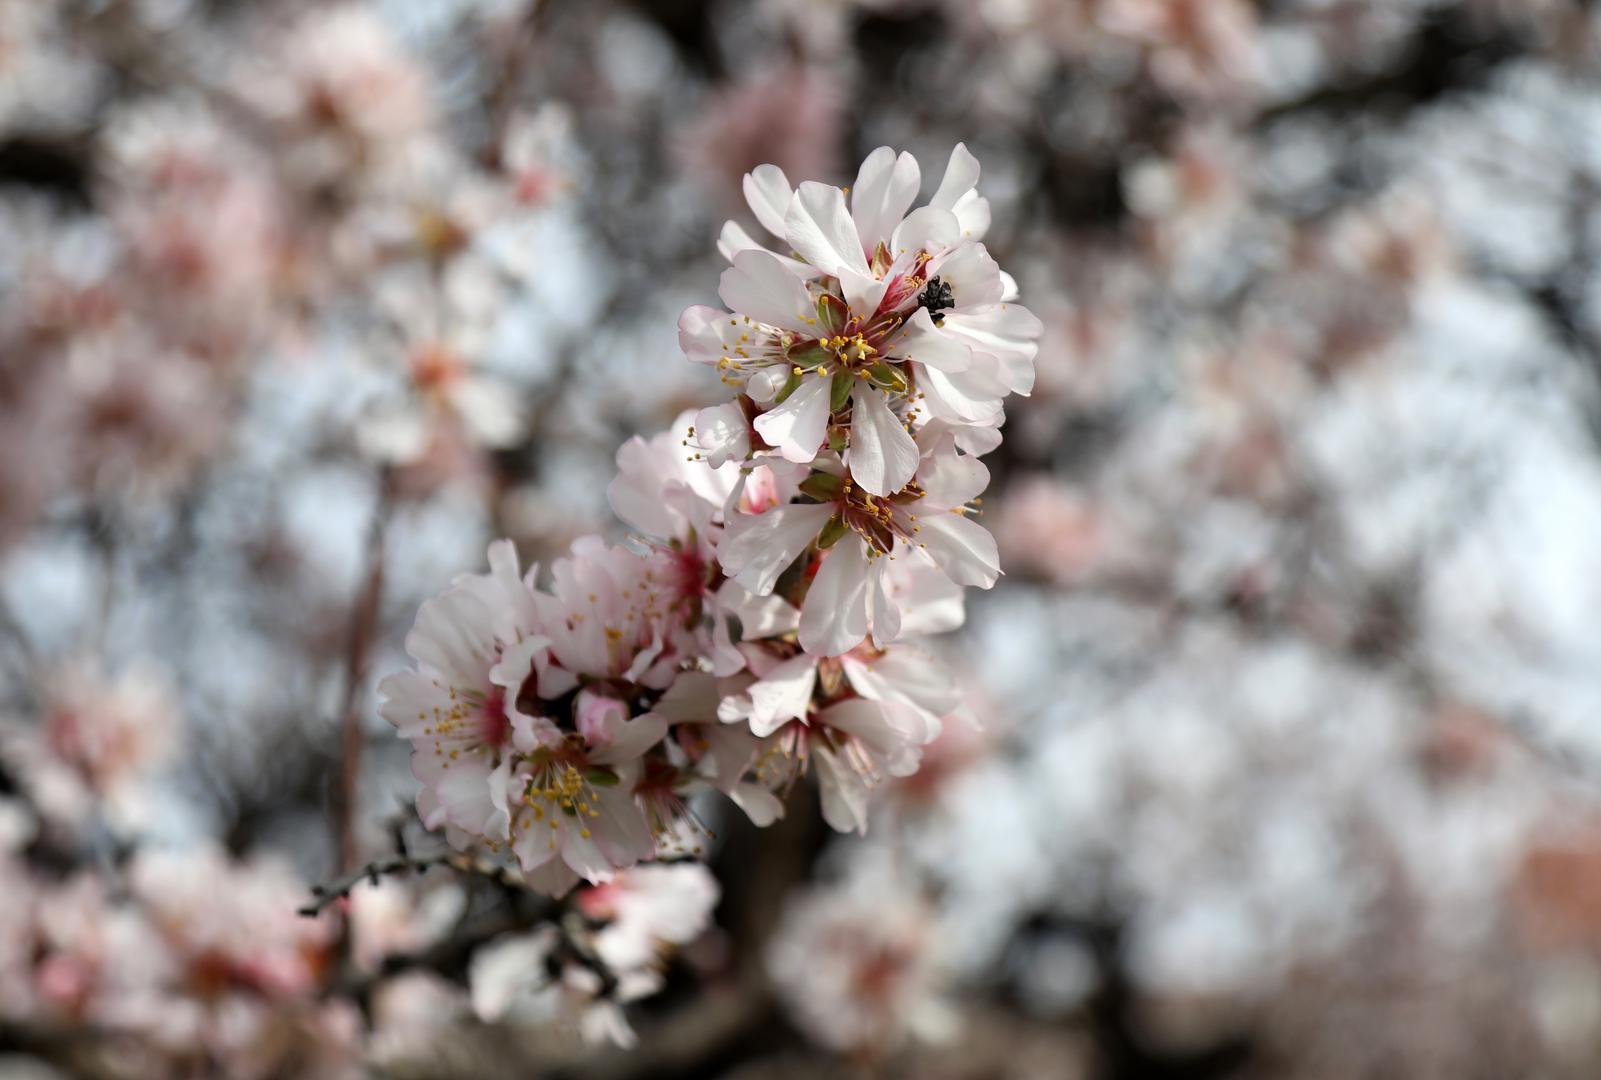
<box><xmin>298</xmin><ymin>850</ymin><xmax>527</xmax><ymax>918</ymax></box>
<box><xmin>332</xmin><ymin>469</ymin><xmax>395</xmax><ymax>871</ymax></box>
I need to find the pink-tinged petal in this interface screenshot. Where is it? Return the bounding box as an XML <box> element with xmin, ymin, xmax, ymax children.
<box><xmin>729</xmin><ymin>782</ymin><xmax>785</xmax><ymax>826</ymax></box>
<box><xmin>425</xmin><ymin>753</ymin><xmax>511</xmax><ymax>842</ymax></box>
<box><xmin>591</xmin><ymin>710</ymin><xmax>668</xmax><ymax>765</ymax></box>
<box><xmin>895</xmin><ymin>308</ymin><xmax>972</xmax><ymax>373</ymax></box>
<box><xmin>719</xmin><ymin>501</ymin><xmax>833</xmax><ymax>596</ymax></box>
<box><xmin>798</xmin><ymin>535</ymin><xmax>872</xmax><ymax>656</ymax></box>
<box><xmin>915</xmin><ymin>511</ymin><xmax>1001</xmax><ymax>588</ymax></box>
<box><xmin>886</xmin><ymin>561</ymin><xmax>967</xmax><ymax>636</ymax></box>
<box><xmin>652</xmin><ymin>670</ymin><xmax>719</xmax><ymax>724</ymax></box>
<box><xmin>743</xmin><ymin>164</ymin><xmax>793</xmax><ymax>239</ymax></box>
<box><xmin>561</xmin><ymin>823</ymin><xmax>621</xmax><ymax>885</ymax></box>
<box><xmin>405</xmin><ymin>587</ymin><xmax>495</xmax><ymax>686</ymax></box>
<box><xmin>811</xmin><ymin>747</ymin><xmax>870</xmax><ymax>834</ymax></box>
<box><xmin>851</xmin><ymin>147</ymin><xmax>921</xmax><ymax>251</ymax></box>
<box><xmin>677</xmin><ymin>304</ymin><xmax>737</xmax><ymax>364</ymax></box>
<box><xmin>914</xmin><ymin>438</ymin><xmax>990</xmax><ymax>509</ymax></box>
<box><xmin>848</xmin><ymin>385</ymin><xmax>920</xmax><ymax>497</ymax></box>
<box><xmin>609</xmin><ymin>435</ymin><xmax>681</xmax><ymax>538</ymax></box>
<box><xmin>692</xmin><ymin>402</ymin><xmax>751</xmax><ymax>469</ymax></box>
<box><xmin>753</xmin><ymin>374</ymin><xmax>832</xmax><ymax>463</ymax></box>
<box><xmin>719</xmin><ymin>249</ymin><xmax>815</xmax><ymax>333</ymax></box>
<box><xmin>868</xmin><ymin>557</ymin><xmax>901</xmax><ymax>648</ymax></box>
<box><xmin>378</xmin><ymin>670</ymin><xmax>447</xmax><ymax>737</ymax></box>
<box><xmin>742</xmin><ymin>654</ymin><xmax>818</xmax><ymax>738</ymax></box>
<box><xmin>715</xmin><ymin>579</ymin><xmax>801</xmax><ymax>638</ymax></box>
<box><xmin>785</xmin><ymin>181</ymin><xmax>871</xmax><ymax>277</ymax></box>
<box><xmin>491</xmin><ymin>634</ymin><xmax>549</xmax><ymax>697</ymax></box>
<box><xmin>890</xmin><ymin>206</ymin><xmax>961</xmax><ymax>257</ymax></box>
<box><xmin>842</xmin><ymin>646</ymin><xmax>960</xmax><ymax>727</ymax></box>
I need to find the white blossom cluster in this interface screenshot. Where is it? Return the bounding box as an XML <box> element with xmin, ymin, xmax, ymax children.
<box><xmin>380</xmin><ymin>145</ymin><xmax>1037</xmax><ymax>893</ymax></box>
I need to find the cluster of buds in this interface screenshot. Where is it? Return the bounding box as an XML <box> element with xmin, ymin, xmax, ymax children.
<box><xmin>382</xmin><ymin>145</ymin><xmax>1039</xmax><ymax>892</ymax></box>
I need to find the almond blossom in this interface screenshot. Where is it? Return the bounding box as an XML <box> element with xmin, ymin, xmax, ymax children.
<box><xmin>381</xmin><ymin>145</ymin><xmax>1027</xmax><ymax>893</ymax></box>
<box><xmin>680</xmin><ymin>144</ymin><xmax>1041</xmax><ymax>495</ymax></box>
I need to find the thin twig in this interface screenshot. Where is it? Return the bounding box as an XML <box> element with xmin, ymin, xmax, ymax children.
<box><xmin>298</xmin><ymin>849</ymin><xmax>528</xmax><ymax>918</ymax></box>
<box><xmin>332</xmin><ymin>468</ymin><xmax>395</xmax><ymax>872</ymax></box>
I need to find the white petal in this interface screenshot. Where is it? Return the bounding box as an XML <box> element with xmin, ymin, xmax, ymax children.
<box><xmin>742</xmin><ymin>654</ymin><xmax>818</xmax><ymax>738</ymax></box>
<box><xmin>692</xmin><ymin>402</ymin><xmax>751</xmax><ymax>468</ymax></box>
<box><xmin>743</xmin><ymin>164</ymin><xmax>793</xmax><ymax>239</ymax></box>
<box><xmin>719</xmin><ymin>501</ymin><xmax>833</xmax><ymax>596</ymax></box>
<box><xmin>608</xmin><ymin>436</ymin><xmax>680</xmax><ymax>538</ymax></box>
<box><xmin>918</xmin><ymin>363</ymin><xmax>1005</xmax><ymax>425</ymax></box>
<box><xmin>843</xmin><ymin>646</ymin><xmax>960</xmax><ymax>727</ymax></box>
<box><xmin>729</xmin><ymin>782</ymin><xmax>785</xmax><ymax>826</ymax></box>
<box><xmin>811</xmin><ymin>746</ymin><xmax>870</xmax><ymax>834</ymax></box>
<box><xmin>938</xmin><ymin>305</ymin><xmax>1043</xmax><ymax>396</ymax></box>
<box><xmin>915</xmin><ymin>439</ymin><xmax>990</xmax><ymax>509</ymax></box>
<box><xmin>890</xmin><ymin>205</ymin><xmax>961</xmax><ymax>256</ymax></box>
<box><xmin>895</xmin><ymin>308</ymin><xmax>972</xmax><ymax>373</ymax></box>
<box><xmin>838</xmin><ymin>266</ymin><xmax>889</xmax><ymax>318</ymax></box>
<box><xmin>915</xmin><ymin>511</ymin><xmax>1000</xmax><ymax>588</ymax></box>
<box><xmin>406</xmin><ymin>587</ymin><xmax>495</xmax><ymax>686</ymax></box>
<box><xmin>717</xmin><ymin>220</ymin><xmax>821</xmax><ymax>278</ymax></box>
<box><xmin>715</xmin><ymin>579</ymin><xmax>800</xmax><ymax>637</ymax></box>
<box><xmin>677</xmin><ymin>304</ymin><xmax>737</xmax><ymax>365</ymax></box>
<box><xmin>934</xmin><ymin>243</ymin><xmax>1005</xmax><ymax>306</ymax></box>
<box><xmin>931</xmin><ymin>143</ymin><xmax>981</xmax><ymax>211</ymax></box>
<box><xmin>798</xmin><ymin>535</ymin><xmax>872</xmax><ymax>656</ymax></box>
<box><xmin>717</xmin><ymin>219</ymin><xmax>760</xmax><ymax>262</ymax></box>
<box><xmin>886</xmin><ymin>561</ymin><xmax>967</xmax><ymax>636</ymax></box>
<box><xmin>753</xmin><ymin>375</ymin><xmax>831</xmax><ymax>463</ymax></box>
<box><xmin>948</xmin><ymin>190</ymin><xmax>992</xmax><ymax>239</ymax></box>
<box><xmin>719</xmin><ymin>249</ymin><xmax>815</xmax><ymax>333</ymax></box>
<box><xmin>785</xmin><ymin>181</ymin><xmax>871</xmax><ymax>277</ymax></box>
<box><xmin>851</xmin><ymin>147</ymin><xmax>921</xmax><ymax>251</ymax></box>
<box><xmin>869</xmin><ymin>558</ymin><xmax>901</xmax><ymax>648</ymax></box>
<box><xmin>848</xmin><ymin>384</ymin><xmax>919</xmax><ymax>497</ymax></box>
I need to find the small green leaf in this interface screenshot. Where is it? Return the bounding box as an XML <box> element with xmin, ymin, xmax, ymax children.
<box><xmin>828</xmin><ymin>428</ymin><xmax>849</xmax><ymax>452</ymax></box>
<box><xmin>774</xmin><ymin>369</ymin><xmax>805</xmax><ymax>404</ymax></box>
<box><xmin>865</xmin><ymin>361</ymin><xmax>908</xmax><ymax>393</ymax></box>
<box><xmin>830</xmin><ymin>370</ymin><xmax>854</xmax><ymax>412</ymax></box>
<box><xmin>585</xmin><ymin>767</ymin><xmax>621</xmax><ymax>787</ymax></box>
<box><xmin>799</xmin><ymin>472</ymin><xmax>844</xmax><ymax>502</ymax></box>
<box><xmin>788</xmin><ymin>342</ymin><xmax>830</xmax><ymax>369</ymax></box>
<box><xmin>816</xmin><ymin>514</ymin><xmax>848</xmax><ymax>550</ymax></box>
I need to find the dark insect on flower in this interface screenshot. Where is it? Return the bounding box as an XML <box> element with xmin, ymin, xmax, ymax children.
<box><xmin>917</xmin><ymin>276</ymin><xmax>955</xmax><ymax>324</ymax></box>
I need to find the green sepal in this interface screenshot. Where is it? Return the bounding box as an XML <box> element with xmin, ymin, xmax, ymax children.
<box><xmin>816</xmin><ymin>514</ymin><xmax>848</xmax><ymax>550</ymax></box>
<box><xmin>799</xmin><ymin>472</ymin><xmax>844</xmax><ymax>502</ymax></box>
<box><xmin>865</xmin><ymin>361</ymin><xmax>908</xmax><ymax>393</ymax></box>
<box><xmin>585</xmin><ymin>767</ymin><xmax>621</xmax><ymax>787</ymax></box>
<box><xmin>830</xmin><ymin>370</ymin><xmax>854</xmax><ymax>412</ymax></box>
<box><xmin>774</xmin><ymin>369</ymin><xmax>805</xmax><ymax>404</ymax></box>
<box><xmin>788</xmin><ymin>342</ymin><xmax>830</xmax><ymax>369</ymax></box>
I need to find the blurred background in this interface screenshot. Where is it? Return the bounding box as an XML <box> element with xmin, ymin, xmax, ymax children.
<box><xmin>5</xmin><ymin>0</ymin><xmax>1601</xmax><ymax>1076</ymax></box>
